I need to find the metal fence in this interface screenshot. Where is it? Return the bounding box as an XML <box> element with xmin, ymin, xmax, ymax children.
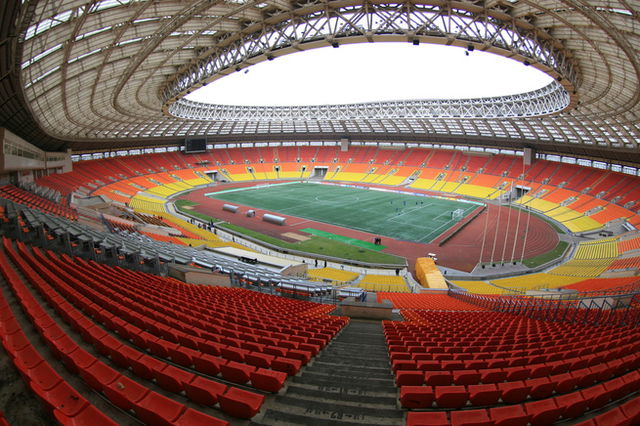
<box><xmin>449</xmin><ymin>287</ymin><xmax>640</xmax><ymax>327</ymax></box>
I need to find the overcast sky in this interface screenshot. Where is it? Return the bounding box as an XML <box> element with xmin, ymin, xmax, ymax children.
<box><xmin>187</xmin><ymin>42</ymin><xmax>553</xmax><ymax>106</ymax></box>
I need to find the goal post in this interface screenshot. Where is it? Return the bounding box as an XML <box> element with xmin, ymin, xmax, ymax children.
<box><xmin>451</xmin><ymin>208</ymin><xmax>465</xmax><ymax>221</ymax></box>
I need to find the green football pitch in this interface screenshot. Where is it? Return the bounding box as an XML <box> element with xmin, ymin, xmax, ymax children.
<box><xmin>207</xmin><ymin>183</ymin><xmax>480</xmax><ymax>243</ymax></box>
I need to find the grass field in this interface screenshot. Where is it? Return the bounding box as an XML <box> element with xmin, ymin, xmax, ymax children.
<box><xmin>219</xmin><ymin>222</ymin><xmax>405</xmax><ymax>265</ymax></box>
<box><xmin>207</xmin><ymin>183</ymin><xmax>480</xmax><ymax>243</ymax></box>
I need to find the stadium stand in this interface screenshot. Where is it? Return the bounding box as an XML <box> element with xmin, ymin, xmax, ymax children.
<box><xmin>357</xmin><ymin>274</ymin><xmax>410</xmax><ymax>293</ymax></box>
<box><xmin>0</xmin><ymin>236</ymin><xmax>347</xmax><ymax>421</ymax></box>
<box><xmin>307</xmin><ymin>268</ymin><xmax>359</xmax><ymax>285</ymax></box>
<box><xmin>0</xmin><ymin>185</ymin><xmax>77</xmax><ymax>220</ymax></box>
<box><xmin>31</xmin><ymin>148</ymin><xmax>640</xmax><ymax>240</ymax></box>
<box><xmin>376</xmin><ymin>293</ymin><xmax>487</xmax><ymax>311</ymax></box>
<box><xmin>390</xmin><ymin>309</ymin><xmax>640</xmax><ymax>424</ymax></box>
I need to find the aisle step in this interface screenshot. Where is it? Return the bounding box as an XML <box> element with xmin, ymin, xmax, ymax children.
<box><xmin>253</xmin><ymin>319</ymin><xmax>403</xmax><ymax>425</ymax></box>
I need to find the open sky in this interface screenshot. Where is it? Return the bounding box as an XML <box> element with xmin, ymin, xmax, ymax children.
<box><xmin>186</xmin><ymin>42</ymin><xmax>553</xmax><ymax>106</ymax></box>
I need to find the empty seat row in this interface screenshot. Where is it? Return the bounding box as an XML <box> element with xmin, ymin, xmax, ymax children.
<box><xmin>2</xmin><ymin>237</ymin><xmax>265</xmax><ymax>420</ymax></box>
<box><xmin>399</xmin><ymin>367</ymin><xmax>640</xmax><ymax>408</ymax></box>
<box><xmin>15</xmin><ymin>241</ymin><xmax>295</xmax><ymax>394</ymax></box>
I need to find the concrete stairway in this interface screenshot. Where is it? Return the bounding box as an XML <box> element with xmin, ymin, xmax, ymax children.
<box><xmin>253</xmin><ymin>319</ymin><xmax>404</xmax><ymax>425</ymax></box>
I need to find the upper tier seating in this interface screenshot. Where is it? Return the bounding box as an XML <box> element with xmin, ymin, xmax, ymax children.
<box><xmin>0</xmin><ymin>185</ymin><xmax>77</xmax><ymax>220</ymax></box>
<box><xmin>34</xmin><ymin>148</ymin><xmax>640</xmax><ymax>254</ymax></box>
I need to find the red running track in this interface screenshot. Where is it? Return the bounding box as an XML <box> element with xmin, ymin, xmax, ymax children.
<box><xmin>179</xmin><ymin>183</ymin><xmax>558</xmax><ymax>273</ymax></box>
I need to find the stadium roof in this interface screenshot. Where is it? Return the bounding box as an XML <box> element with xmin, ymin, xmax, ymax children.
<box><xmin>1</xmin><ymin>0</ymin><xmax>639</xmax><ymax>163</ymax></box>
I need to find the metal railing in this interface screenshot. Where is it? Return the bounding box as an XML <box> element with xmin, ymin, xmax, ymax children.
<box><xmin>449</xmin><ymin>287</ymin><xmax>640</xmax><ymax>327</ymax></box>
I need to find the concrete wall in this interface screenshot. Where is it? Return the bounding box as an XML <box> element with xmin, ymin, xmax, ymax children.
<box><xmin>0</xmin><ymin>128</ymin><xmax>71</xmax><ymax>181</ymax></box>
<box><xmin>168</xmin><ymin>265</ymin><xmax>231</xmax><ymax>287</ymax></box>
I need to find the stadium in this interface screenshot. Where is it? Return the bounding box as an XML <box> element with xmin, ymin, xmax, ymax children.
<box><xmin>0</xmin><ymin>0</ymin><xmax>640</xmax><ymax>425</ymax></box>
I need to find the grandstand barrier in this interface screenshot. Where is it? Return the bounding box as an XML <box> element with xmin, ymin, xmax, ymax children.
<box><xmin>223</xmin><ymin>204</ymin><xmax>239</xmax><ymax>213</ymax></box>
<box><xmin>448</xmin><ymin>288</ymin><xmax>640</xmax><ymax>327</ymax></box>
<box><xmin>262</xmin><ymin>213</ymin><xmax>286</xmax><ymax>226</ymax></box>
<box><xmin>338</xmin><ymin>298</ymin><xmax>393</xmax><ymax>320</ymax></box>
<box><xmin>168</xmin><ymin>264</ymin><xmax>232</xmax><ymax>286</ymax></box>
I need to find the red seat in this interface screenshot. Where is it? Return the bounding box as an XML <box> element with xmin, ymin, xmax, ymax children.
<box><xmin>220</xmin><ymin>360</ymin><xmax>257</xmax><ymax>384</ymax></box>
<box><xmin>571</xmin><ymin>367</ymin><xmax>598</xmax><ymax>388</ymax></box>
<box><xmin>450</xmin><ymin>408</ymin><xmax>493</xmax><ymax>426</ymax></box>
<box><xmin>503</xmin><ymin>366</ymin><xmax>531</xmax><ymax>381</ymax></box>
<box><xmin>525</xmin><ymin>377</ymin><xmax>554</xmax><ymax>399</ymax></box>
<box><xmin>184</xmin><ymin>376</ymin><xmax>228</xmax><ymax>405</ymax></box>
<box><xmin>47</xmin><ymin>334</ymin><xmax>78</xmax><ymax>360</ymax></box>
<box><xmin>546</xmin><ymin>360</ymin><xmax>570</xmax><ymax>375</ymax></box>
<box><xmin>424</xmin><ymin>371</ymin><xmax>453</xmax><ymax>386</ymax></box>
<box><xmin>524</xmin><ymin>398</ymin><xmax>563</xmax><ymax>426</ymax></box>
<box><xmin>198</xmin><ymin>340</ymin><xmax>224</xmax><ymax>356</ymax></box>
<box><xmin>453</xmin><ymin>369</ymin><xmax>481</xmax><ymax>385</ymax></box>
<box><xmin>406</xmin><ymin>411</ymin><xmax>449</xmax><ymax>426</ymax></box>
<box><xmin>271</xmin><ymin>357</ymin><xmax>302</xmax><ymax>376</ymax></box>
<box><xmin>28</xmin><ymin>362</ymin><xmax>63</xmax><ymax>391</ymax></box>
<box><xmin>245</xmin><ymin>352</ymin><xmax>275</xmax><ymax>368</ymax></box>
<box><xmin>416</xmin><ymin>360</ymin><xmax>440</xmax><ymax>371</ymax></box>
<box><xmin>193</xmin><ymin>353</ymin><xmax>225</xmax><ymax>376</ymax></box>
<box><xmin>32</xmin><ymin>380</ymin><xmax>88</xmax><ymax>418</ymax></box>
<box><xmin>14</xmin><ymin>345</ymin><xmax>44</xmax><ymax>369</ymax></box>
<box><xmin>602</xmin><ymin>376</ymin><xmax>629</xmax><ymax>400</ymax></box>
<box><xmin>396</xmin><ymin>370</ymin><xmax>424</xmax><ymax>386</ymax></box>
<box><xmin>441</xmin><ymin>360</ymin><xmax>464</xmax><ymax>371</ymax></box>
<box><xmin>129</xmin><ymin>353</ymin><xmax>165</xmax><ymax>381</ymax></box>
<box><xmin>108</xmin><ymin>344</ymin><xmax>140</xmax><ymax>369</ymax></box>
<box><xmin>620</xmin><ymin>396</ymin><xmax>640</xmax><ymax>424</ymax></box>
<box><xmin>135</xmin><ymin>391</ymin><xmax>186</xmax><ymax>426</ymax></box>
<box><xmin>392</xmin><ymin>359</ymin><xmax>417</xmax><ymax>371</ymax></box>
<box><xmin>589</xmin><ymin>363</ymin><xmax>614</xmax><ymax>382</ymax></box>
<box><xmin>621</xmin><ymin>370</ymin><xmax>640</xmax><ymax>392</ymax></box>
<box><xmin>580</xmin><ymin>383</ymin><xmax>612</xmax><ymax>410</ymax></box>
<box><xmin>498</xmin><ymin>381</ymin><xmax>531</xmax><ymax>403</ymax></box>
<box><xmin>154</xmin><ymin>364</ymin><xmax>196</xmax><ymax>394</ymax></box>
<box><xmin>250</xmin><ymin>368</ymin><xmax>287</xmax><ymax>393</ymax></box>
<box><xmin>400</xmin><ymin>386</ymin><xmax>434</xmax><ymax>408</ymax></box>
<box><xmin>286</xmin><ymin>348</ymin><xmax>311</xmax><ymax>364</ymax></box>
<box><xmin>218</xmin><ymin>387</ymin><xmax>264</xmax><ymax>419</ymax></box>
<box><xmin>264</xmin><ymin>345</ymin><xmax>288</xmax><ymax>357</ymax></box>
<box><xmin>221</xmin><ymin>346</ymin><xmax>250</xmax><ymax>363</ymax></box>
<box><xmin>93</xmin><ymin>332</ymin><xmax>122</xmax><ymax>355</ymax></box>
<box><xmin>489</xmin><ymin>404</ymin><xmax>531</xmax><ymax>426</ymax></box>
<box><xmin>104</xmin><ymin>375</ymin><xmax>149</xmax><ymax>411</ymax></box>
<box><xmin>79</xmin><ymin>361</ymin><xmax>120</xmax><ymax>392</ymax></box>
<box><xmin>468</xmin><ymin>384</ymin><xmax>500</xmax><ymax>406</ymax></box>
<box><xmin>551</xmin><ymin>372</ymin><xmax>578</xmax><ymax>394</ymax></box>
<box><xmin>53</xmin><ymin>403</ymin><xmax>118</xmax><ymax>426</ymax></box>
<box><xmin>168</xmin><ymin>346</ymin><xmax>196</xmax><ymax>367</ymax></box>
<box><xmin>555</xmin><ymin>392</ymin><xmax>589</xmax><ymax>419</ymax></box>
<box><xmin>173</xmin><ymin>408</ymin><xmax>229</xmax><ymax>426</ymax></box>
<box><xmin>435</xmin><ymin>385</ymin><xmax>469</xmax><ymax>409</ymax></box>
<box><xmin>147</xmin><ymin>339</ymin><xmax>178</xmax><ymax>358</ymax></box>
<box><xmin>480</xmin><ymin>368</ymin><xmax>506</xmax><ymax>384</ymax></box>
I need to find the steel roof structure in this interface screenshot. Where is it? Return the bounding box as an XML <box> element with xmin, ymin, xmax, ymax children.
<box><xmin>0</xmin><ymin>0</ymin><xmax>639</xmax><ymax>162</ymax></box>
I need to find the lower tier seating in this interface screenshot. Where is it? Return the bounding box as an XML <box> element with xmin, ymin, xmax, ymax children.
<box><xmin>0</xmin><ymin>236</ymin><xmax>347</xmax><ymax>423</ymax></box>
<box><xmin>388</xmin><ymin>310</ymin><xmax>640</xmax><ymax>425</ymax></box>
